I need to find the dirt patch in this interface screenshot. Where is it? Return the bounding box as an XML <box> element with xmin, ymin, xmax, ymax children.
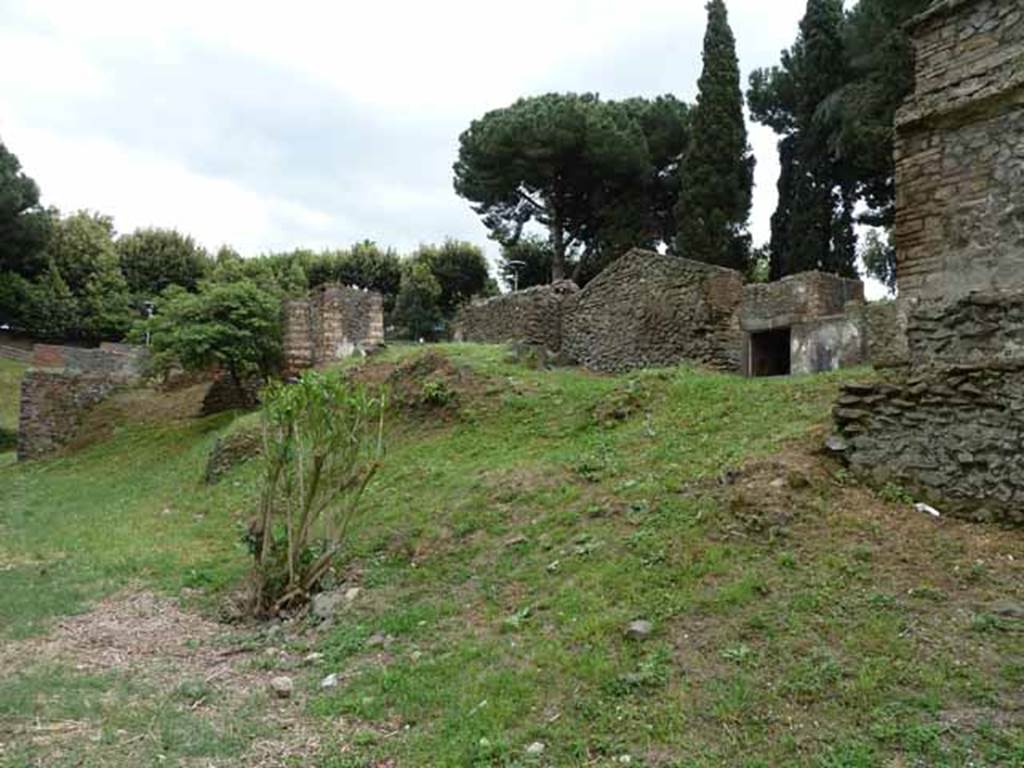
<box><xmin>351</xmin><ymin>351</ymin><xmax>489</xmax><ymax>420</ymax></box>
<box><xmin>0</xmin><ymin>591</ymin><xmax>328</xmax><ymax>766</ymax></box>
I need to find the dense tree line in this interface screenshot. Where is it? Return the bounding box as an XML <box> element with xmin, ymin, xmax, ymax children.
<box><xmin>0</xmin><ymin>139</ymin><xmax>494</xmax><ymax>355</ymax></box>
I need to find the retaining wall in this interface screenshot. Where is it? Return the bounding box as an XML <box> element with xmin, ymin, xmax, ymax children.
<box><xmin>17</xmin><ymin>344</ymin><xmax>146</xmax><ymax>461</ymax></box>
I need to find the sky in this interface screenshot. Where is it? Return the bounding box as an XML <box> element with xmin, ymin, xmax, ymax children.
<box><xmin>0</xmin><ymin>0</ymin><xmax>871</xmax><ymax>289</ymax></box>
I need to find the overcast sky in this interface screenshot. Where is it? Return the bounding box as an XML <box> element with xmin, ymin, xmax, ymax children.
<box><xmin>1</xmin><ymin>0</ymin><xmax>816</xmax><ymax>271</ymax></box>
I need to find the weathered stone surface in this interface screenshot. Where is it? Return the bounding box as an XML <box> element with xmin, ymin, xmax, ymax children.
<box><xmin>453</xmin><ymin>280</ymin><xmax>578</xmax><ymax>352</ymax></box>
<box><xmin>739</xmin><ymin>271</ymin><xmax>870</xmax><ymax>375</ymax></box>
<box><xmin>835</xmin><ymin>0</ymin><xmax>1024</xmax><ymax>523</ymax></box>
<box><xmin>561</xmin><ymin>250</ymin><xmax>745</xmax><ymax>373</ymax></box>
<box><xmin>834</xmin><ymin>360</ymin><xmax>1024</xmax><ymax>524</ymax></box>
<box><xmin>203</xmin><ymin>424</ymin><xmax>262</xmax><ymax>484</ymax></box>
<box><xmin>895</xmin><ymin>0</ymin><xmax>1024</xmax><ymax>301</ymax></box>
<box><xmin>455</xmin><ymin>252</ymin><xmax>881</xmax><ymax>378</ymax></box>
<box><xmin>845</xmin><ymin>299</ymin><xmax>913</xmax><ymax>369</ymax></box>
<box><xmin>17</xmin><ymin>344</ymin><xmax>146</xmax><ymax>461</ymax></box>
<box><xmin>269</xmin><ymin>676</ymin><xmax>293</xmax><ymax>699</ymax></box>
<box><xmin>907</xmin><ymin>291</ymin><xmax>1024</xmax><ymax>367</ymax></box>
<box><xmin>283</xmin><ymin>284</ymin><xmax>384</xmax><ymax>377</ymax></box>
<box><xmin>741</xmin><ymin>271</ymin><xmax>864</xmax><ymax>331</ymax></box>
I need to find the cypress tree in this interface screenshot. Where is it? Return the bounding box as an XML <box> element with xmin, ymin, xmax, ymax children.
<box><xmin>675</xmin><ymin>0</ymin><xmax>754</xmax><ymax>272</ymax></box>
<box><xmin>750</xmin><ymin>0</ymin><xmax>857</xmax><ymax>279</ymax></box>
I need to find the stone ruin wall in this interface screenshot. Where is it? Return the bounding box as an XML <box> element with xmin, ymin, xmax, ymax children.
<box><xmin>835</xmin><ymin>0</ymin><xmax>1024</xmax><ymax>523</ymax></box>
<box><xmin>741</xmin><ymin>272</ymin><xmax>864</xmax><ymax>329</ymax></box>
<box><xmin>835</xmin><ymin>295</ymin><xmax>1024</xmax><ymax>523</ymax></box>
<box><xmin>740</xmin><ymin>272</ymin><xmax>868</xmax><ymax>375</ymax></box>
<box><xmin>18</xmin><ymin>343</ymin><xmax>146</xmax><ymax>461</ymax></box>
<box><xmin>283</xmin><ymin>285</ymin><xmax>384</xmax><ymax>377</ymax></box>
<box><xmin>454</xmin><ymin>252</ymin><xmax>897</xmax><ymax>376</ymax></box>
<box><xmin>453</xmin><ymin>280</ymin><xmax>579</xmax><ymax>352</ymax></box>
<box><xmin>560</xmin><ymin>250</ymin><xmax>746</xmax><ymax>373</ymax></box>
<box><xmin>894</xmin><ymin>0</ymin><xmax>1024</xmax><ymax>301</ymax></box>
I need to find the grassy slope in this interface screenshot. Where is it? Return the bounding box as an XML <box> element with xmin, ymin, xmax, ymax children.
<box><xmin>0</xmin><ymin>345</ymin><xmax>1021</xmax><ymax>767</ymax></box>
<box><xmin>0</xmin><ymin>357</ymin><xmax>26</xmax><ymax>458</ymax></box>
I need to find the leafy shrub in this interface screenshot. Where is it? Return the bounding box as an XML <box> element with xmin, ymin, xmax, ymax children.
<box><xmin>248</xmin><ymin>372</ymin><xmax>385</xmax><ymax>616</ymax></box>
<box><xmin>135</xmin><ymin>279</ymin><xmax>282</xmax><ymax>399</ymax></box>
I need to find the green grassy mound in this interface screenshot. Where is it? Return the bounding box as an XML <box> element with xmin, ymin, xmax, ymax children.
<box><xmin>0</xmin><ymin>357</ymin><xmax>27</xmax><ymax>460</ymax></box>
<box><xmin>1</xmin><ymin>345</ymin><xmax>1021</xmax><ymax>767</ymax></box>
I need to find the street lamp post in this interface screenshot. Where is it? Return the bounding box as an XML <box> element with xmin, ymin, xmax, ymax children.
<box><xmin>506</xmin><ymin>260</ymin><xmax>527</xmax><ymax>293</ymax></box>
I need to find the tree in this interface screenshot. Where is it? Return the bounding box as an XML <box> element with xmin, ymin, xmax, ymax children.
<box><xmin>454</xmin><ymin>93</ymin><xmax>653</xmax><ymax>282</ymax></box>
<box><xmin>826</xmin><ymin>0</ymin><xmax>932</xmax><ymax>228</ymax></box>
<box><xmin>306</xmin><ymin>242</ymin><xmax>402</xmax><ymax>312</ymax></box>
<box><xmin>44</xmin><ymin>210</ymin><xmax>135</xmax><ymax>340</ymax></box>
<box><xmin>676</xmin><ymin>0</ymin><xmax>754</xmax><ymax>271</ymax></box>
<box><xmin>139</xmin><ymin>280</ymin><xmax>282</xmax><ymax>394</ymax></box>
<box><xmin>498</xmin><ymin>235</ymin><xmax>561</xmax><ymax>291</ymax></box>
<box><xmin>860</xmin><ymin>228</ymin><xmax>896</xmax><ymax>293</ymax></box>
<box><xmin>78</xmin><ymin>265</ymin><xmax>135</xmax><ymax>340</ymax></box>
<box><xmin>0</xmin><ymin>141</ymin><xmax>52</xmax><ymax>279</ymax></box>
<box><xmin>618</xmin><ymin>97</ymin><xmax>692</xmax><ymax>250</ymax></box>
<box><xmin>750</xmin><ymin>0</ymin><xmax>931</xmax><ymax>280</ymax></box>
<box><xmin>749</xmin><ymin>0</ymin><xmax>855</xmax><ymax>279</ymax></box>
<box><xmin>20</xmin><ymin>262</ymin><xmax>79</xmax><ymax>339</ymax></box>
<box><xmin>413</xmin><ymin>239</ymin><xmax>492</xmax><ymax>317</ymax></box>
<box><xmin>117</xmin><ymin>228</ymin><xmax>211</xmax><ymax>297</ymax></box>
<box><xmin>393</xmin><ymin>261</ymin><xmax>442</xmax><ymax>340</ymax></box>
<box><xmin>46</xmin><ymin>211</ymin><xmax>118</xmax><ymax>294</ymax></box>
<box><xmin>211</xmin><ymin>248</ymin><xmax>308</xmax><ymax>299</ymax></box>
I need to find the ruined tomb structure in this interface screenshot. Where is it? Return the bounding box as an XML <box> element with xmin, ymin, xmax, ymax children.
<box><xmin>560</xmin><ymin>251</ymin><xmax>746</xmax><ymax>373</ymax></box>
<box><xmin>834</xmin><ymin>0</ymin><xmax>1024</xmax><ymax>523</ymax></box>
<box><xmin>283</xmin><ymin>285</ymin><xmax>385</xmax><ymax>377</ymax></box>
<box><xmin>740</xmin><ymin>272</ymin><xmax>866</xmax><ymax>377</ymax></box>
<box><xmin>455</xmin><ymin>249</ymin><xmax>885</xmax><ymax>376</ymax></box>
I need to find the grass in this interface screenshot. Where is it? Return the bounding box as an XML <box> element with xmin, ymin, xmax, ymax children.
<box><xmin>1</xmin><ymin>344</ymin><xmax>1022</xmax><ymax>766</ymax></box>
<box><xmin>0</xmin><ymin>357</ymin><xmax>26</xmax><ymax>460</ymax></box>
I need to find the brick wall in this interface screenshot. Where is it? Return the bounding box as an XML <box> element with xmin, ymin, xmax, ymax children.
<box><xmin>282</xmin><ymin>285</ymin><xmax>384</xmax><ymax>377</ymax></box>
<box><xmin>833</xmin><ymin>0</ymin><xmax>1024</xmax><ymax>522</ymax></box>
<box><xmin>894</xmin><ymin>0</ymin><xmax>1024</xmax><ymax>300</ymax></box>
<box><xmin>17</xmin><ymin>344</ymin><xmax>145</xmax><ymax>461</ymax></box>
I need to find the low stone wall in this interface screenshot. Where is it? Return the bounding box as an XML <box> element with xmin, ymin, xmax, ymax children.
<box><xmin>31</xmin><ymin>343</ymin><xmax>146</xmax><ymax>377</ymax></box>
<box><xmin>283</xmin><ymin>285</ymin><xmax>385</xmax><ymax>377</ymax></box>
<box><xmin>17</xmin><ymin>344</ymin><xmax>146</xmax><ymax>461</ymax></box>
<box><xmin>561</xmin><ymin>250</ymin><xmax>745</xmax><ymax>373</ymax></box>
<box><xmin>834</xmin><ymin>362</ymin><xmax>1024</xmax><ymax>523</ymax></box>
<box><xmin>906</xmin><ymin>291</ymin><xmax>1024</xmax><ymax>367</ymax></box>
<box><xmin>453</xmin><ymin>280</ymin><xmax>578</xmax><ymax>352</ymax></box>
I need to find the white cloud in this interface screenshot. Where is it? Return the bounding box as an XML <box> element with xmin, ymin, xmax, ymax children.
<box><xmin>0</xmin><ymin>0</ymin><xmax>883</xmax><ymax>299</ymax></box>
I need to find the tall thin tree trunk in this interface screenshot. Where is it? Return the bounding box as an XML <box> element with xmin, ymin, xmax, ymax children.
<box><xmin>551</xmin><ymin>215</ymin><xmax>566</xmax><ymax>282</ymax></box>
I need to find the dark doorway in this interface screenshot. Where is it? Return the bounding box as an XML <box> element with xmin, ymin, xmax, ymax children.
<box><xmin>750</xmin><ymin>329</ymin><xmax>791</xmax><ymax>377</ymax></box>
